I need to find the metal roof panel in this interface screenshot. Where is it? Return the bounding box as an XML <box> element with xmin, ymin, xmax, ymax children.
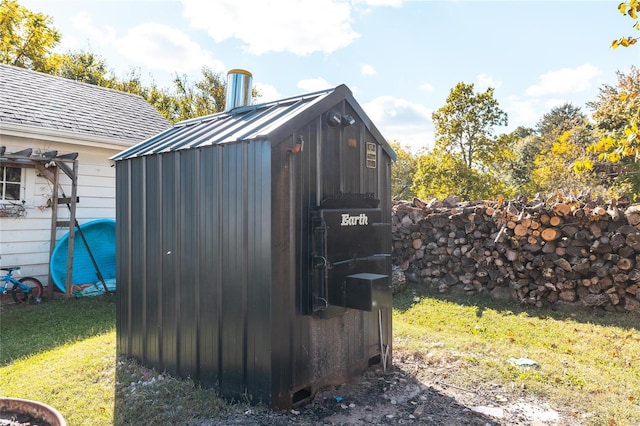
<box><xmin>112</xmin><ymin>84</ymin><xmax>396</xmax><ymax>161</ymax></box>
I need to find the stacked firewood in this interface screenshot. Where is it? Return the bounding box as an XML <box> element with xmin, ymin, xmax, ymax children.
<box><xmin>391</xmin><ymin>194</ymin><xmax>640</xmax><ymax>312</ymax></box>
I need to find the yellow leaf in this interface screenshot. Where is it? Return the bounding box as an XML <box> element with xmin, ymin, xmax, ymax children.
<box><xmin>619</xmin><ymin>2</ymin><xmax>627</xmax><ymax>14</ymax></box>
<box><xmin>630</xmin><ymin>7</ymin><xmax>638</xmax><ymax>18</ymax></box>
<box><xmin>572</xmin><ymin>162</ymin><xmax>581</xmax><ymax>173</ymax></box>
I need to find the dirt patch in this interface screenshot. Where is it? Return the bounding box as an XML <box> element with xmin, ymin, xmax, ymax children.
<box><xmin>0</xmin><ymin>411</ymin><xmax>53</xmax><ymax>426</ymax></box>
<box><xmin>195</xmin><ymin>348</ymin><xmax>581</xmax><ymax>425</ymax></box>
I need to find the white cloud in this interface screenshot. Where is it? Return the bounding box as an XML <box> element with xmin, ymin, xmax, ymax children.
<box><xmin>476</xmin><ymin>73</ymin><xmax>502</xmax><ymax>91</ymax></box>
<box><xmin>351</xmin><ymin>0</ymin><xmax>403</xmax><ymax>13</ymax></box>
<box><xmin>70</xmin><ymin>11</ymin><xmax>117</xmax><ymax>46</ymax></box>
<box><xmin>502</xmin><ymin>96</ymin><xmax>541</xmax><ymax>130</ymax></box>
<box><xmin>364</xmin><ymin>96</ymin><xmax>431</xmax><ymax>122</ymax></box>
<box><xmin>115</xmin><ymin>23</ymin><xmax>224</xmax><ymax>74</ymax></box>
<box><xmin>355</xmin><ymin>0</ymin><xmax>403</xmax><ymax>6</ymax></box>
<box><xmin>419</xmin><ymin>83</ymin><xmax>434</xmax><ymax>92</ymax></box>
<box><xmin>363</xmin><ymin>96</ymin><xmax>433</xmax><ymax>152</ymax></box>
<box><xmin>253</xmin><ymin>82</ymin><xmax>281</xmax><ymax>103</ymax></box>
<box><xmin>65</xmin><ymin>12</ymin><xmax>116</xmax><ymax>49</ymax></box>
<box><xmin>297</xmin><ymin>78</ymin><xmax>333</xmax><ymax>92</ymax></box>
<box><xmin>361</xmin><ymin>63</ymin><xmax>377</xmax><ymax>76</ymax></box>
<box><xmin>525</xmin><ymin>64</ymin><xmax>601</xmax><ymax>96</ymax></box>
<box><xmin>543</xmin><ymin>97</ymin><xmax>573</xmax><ymax>109</ymax></box>
<box><xmin>69</xmin><ymin>12</ymin><xmax>221</xmax><ymax>76</ymax></box>
<box><xmin>502</xmin><ymin>95</ymin><xmax>595</xmax><ymax>134</ymax></box>
<box><xmin>181</xmin><ymin>0</ymin><xmax>359</xmax><ymax>56</ymax></box>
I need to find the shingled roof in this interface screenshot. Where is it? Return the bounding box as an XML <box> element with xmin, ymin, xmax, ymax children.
<box><xmin>0</xmin><ymin>63</ymin><xmax>170</xmax><ymax>144</ymax></box>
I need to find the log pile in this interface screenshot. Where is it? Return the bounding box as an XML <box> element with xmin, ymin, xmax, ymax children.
<box><xmin>391</xmin><ymin>194</ymin><xmax>640</xmax><ymax>312</ymax></box>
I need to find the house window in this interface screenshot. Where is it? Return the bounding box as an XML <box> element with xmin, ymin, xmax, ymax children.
<box><xmin>1</xmin><ymin>166</ymin><xmax>22</xmax><ymax>201</ymax></box>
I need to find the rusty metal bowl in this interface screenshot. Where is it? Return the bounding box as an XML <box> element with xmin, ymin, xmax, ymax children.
<box><xmin>0</xmin><ymin>397</ymin><xmax>66</xmax><ymax>426</ymax></box>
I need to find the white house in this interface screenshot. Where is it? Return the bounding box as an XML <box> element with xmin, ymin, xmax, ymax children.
<box><xmin>0</xmin><ymin>63</ymin><xmax>170</xmax><ymax>288</ymax></box>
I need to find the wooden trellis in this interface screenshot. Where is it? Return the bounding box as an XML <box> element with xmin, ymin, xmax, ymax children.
<box><xmin>0</xmin><ymin>146</ymin><xmax>79</xmax><ymax>298</ymax></box>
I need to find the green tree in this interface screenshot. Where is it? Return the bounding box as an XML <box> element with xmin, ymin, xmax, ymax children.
<box><xmin>531</xmin><ymin>130</ymin><xmax>596</xmax><ymax>194</ymax></box>
<box><xmin>421</xmin><ymin>82</ymin><xmax>509</xmax><ymax>200</ymax></box>
<box><xmin>581</xmin><ymin>67</ymin><xmax>640</xmax><ymax>198</ymax></box>
<box><xmin>389</xmin><ymin>141</ymin><xmax>417</xmax><ymax>200</ymax></box>
<box><xmin>432</xmin><ymin>83</ymin><xmax>508</xmax><ymax>171</ymax></box>
<box><xmin>612</xmin><ymin>0</ymin><xmax>639</xmax><ymax>48</ymax></box>
<box><xmin>0</xmin><ymin>0</ymin><xmax>60</xmax><ymax>72</ymax></box>
<box><xmin>536</xmin><ymin>103</ymin><xmax>588</xmax><ymax>142</ymax></box>
<box><xmin>162</xmin><ymin>67</ymin><xmax>261</xmax><ymax>123</ymax></box>
<box><xmin>588</xmin><ymin>67</ymin><xmax>640</xmax><ymax>138</ymax></box>
<box><xmin>169</xmin><ymin>67</ymin><xmax>227</xmax><ymax>122</ymax></box>
<box><xmin>497</xmin><ymin>127</ymin><xmax>540</xmax><ymax>195</ymax></box>
<box><xmin>528</xmin><ymin>104</ymin><xmax>599</xmax><ymax>194</ymax></box>
<box><xmin>411</xmin><ymin>148</ymin><xmax>513</xmax><ymax>201</ymax></box>
<box><xmin>53</xmin><ymin>50</ymin><xmax>114</xmax><ymax>86</ymax></box>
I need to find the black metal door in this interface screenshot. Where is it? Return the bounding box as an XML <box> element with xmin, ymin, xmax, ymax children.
<box><xmin>311</xmin><ymin>200</ymin><xmax>391</xmax><ymax>318</ymax></box>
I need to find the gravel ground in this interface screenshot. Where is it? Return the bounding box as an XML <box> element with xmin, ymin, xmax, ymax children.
<box><xmin>194</xmin><ymin>348</ymin><xmax>582</xmax><ymax>426</ymax></box>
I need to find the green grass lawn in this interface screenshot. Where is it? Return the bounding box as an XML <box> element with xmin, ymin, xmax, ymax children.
<box><xmin>1</xmin><ymin>296</ymin><xmax>117</xmax><ymax>425</ymax></box>
<box><xmin>393</xmin><ymin>287</ymin><xmax>640</xmax><ymax>426</ymax></box>
<box><xmin>1</xmin><ymin>289</ymin><xmax>639</xmax><ymax>425</ymax></box>
<box><xmin>0</xmin><ymin>295</ymin><xmax>246</xmax><ymax>425</ymax></box>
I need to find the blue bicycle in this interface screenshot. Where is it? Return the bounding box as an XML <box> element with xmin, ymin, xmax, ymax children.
<box><xmin>1</xmin><ymin>266</ymin><xmax>43</xmax><ymax>304</ymax></box>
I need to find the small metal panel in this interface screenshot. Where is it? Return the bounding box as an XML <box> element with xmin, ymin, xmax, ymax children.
<box><xmin>365</xmin><ymin>142</ymin><xmax>377</xmax><ymax>169</ymax></box>
<box><xmin>344</xmin><ymin>272</ymin><xmax>390</xmax><ymax>311</ymax></box>
<box><xmin>344</xmin><ymin>273</ymin><xmax>373</xmax><ymax>311</ymax></box>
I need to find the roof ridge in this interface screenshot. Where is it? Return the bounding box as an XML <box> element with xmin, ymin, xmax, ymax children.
<box><xmin>174</xmin><ymin>85</ymin><xmax>340</xmax><ymax>127</ymax></box>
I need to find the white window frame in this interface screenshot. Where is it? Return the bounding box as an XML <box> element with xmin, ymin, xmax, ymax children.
<box><xmin>0</xmin><ymin>165</ymin><xmax>24</xmax><ymax>203</ymax></box>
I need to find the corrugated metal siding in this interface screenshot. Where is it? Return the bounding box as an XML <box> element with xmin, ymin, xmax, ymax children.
<box><xmin>115</xmin><ymin>160</ymin><xmax>129</xmax><ymax>358</ymax></box>
<box><xmin>269</xmin><ymin>135</ymin><xmax>296</xmax><ymax>407</ymax></box>
<box><xmin>116</xmin><ymin>141</ymin><xmax>273</xmax><ymax>402</ymax></box>
<box><xmin>144</xmin><ymin>156</ymin><xmax>161</xmax><ymax>367</ymax></box>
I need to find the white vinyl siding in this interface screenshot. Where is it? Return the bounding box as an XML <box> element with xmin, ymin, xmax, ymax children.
<box><xmin>0</xmin><ymin>137</ymin><xmax>124</xmax><ymax>286</ymax></box>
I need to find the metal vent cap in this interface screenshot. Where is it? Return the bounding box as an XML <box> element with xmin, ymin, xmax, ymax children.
<box><xmin>225</xmin><ymin>69</ymin><xmax>253</xmax><ymax>111</ymax></box>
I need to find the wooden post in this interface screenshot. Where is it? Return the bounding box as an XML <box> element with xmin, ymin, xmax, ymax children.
<box><xmin>64</xmin><ymin>159</ymin><xmax>78</xmax><ymax>298</ymax></box>
<box><xmin>47</xmin><ymin>167</ymin><xmax>59</xmax><ymax>299</ymax></box>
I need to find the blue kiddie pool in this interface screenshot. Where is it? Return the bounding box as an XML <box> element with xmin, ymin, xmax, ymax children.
<box><xmin>50</xmin><ymin>218</ymin><xmax>116</xmax><ymax>294</ymax></box>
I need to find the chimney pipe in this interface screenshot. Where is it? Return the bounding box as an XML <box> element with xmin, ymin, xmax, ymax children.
<box><xmin>225</xmin><ymin>69</ymin><xmax>253</xmax><ymax>111</ymax></box>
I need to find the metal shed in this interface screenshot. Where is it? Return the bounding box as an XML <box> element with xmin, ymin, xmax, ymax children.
<box><xmin>112</xmin><ymin>70</ymin><xmax>396</xmax><ymax>409</ymax></box>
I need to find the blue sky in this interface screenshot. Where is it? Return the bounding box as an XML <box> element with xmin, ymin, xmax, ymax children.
<box><xmin>21</xmin><ymin>0</ymin><xmax>640</xmax><ymax>153</ymax></box>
